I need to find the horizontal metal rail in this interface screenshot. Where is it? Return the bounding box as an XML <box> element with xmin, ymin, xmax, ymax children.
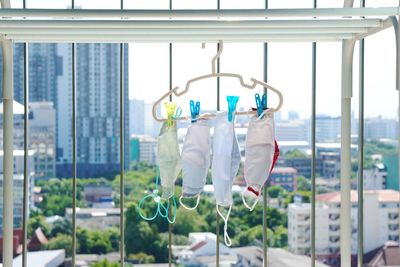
<box><xmin>0</xmin><ymin>27</ymin><xmax>371</xmax><ymax>35</ymax></box>
<box><xmin>0</xmin><ymin>7</ymin><xmax>398</xmax><ymax>18</ymax></box>
<box><xmin>6</xmin><ymin>33</ymin><xmax>357</xmax><ymax>43</ymax></box>
<box><xmin>0</xmin><ymin>19</ymin><xmax>383</xmax><ymax>28</ymax></box>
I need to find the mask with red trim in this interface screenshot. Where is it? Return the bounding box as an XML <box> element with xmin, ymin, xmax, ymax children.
<box><xmin>242</xmin><ymin>112</ymin><xmax>279</xmax><ymax>211</ymax></box>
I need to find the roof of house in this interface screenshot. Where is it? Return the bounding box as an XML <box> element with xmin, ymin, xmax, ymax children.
<box><xmin>316</xmin><ymin>190</ymin><xmax>400</xmax><ymax>203</ymax></box>
<box><xmin>272</xmin><ymin>167</ymin><xmax>298</xmax><ymax>174</ymax></box>
<box><xmin>10</xmin><ymin>249</ymin><xmax>65</xmax><ymax>267</ymax></box>
<box><xmin>267</xmin><ymin>248</ymin><xmax>330</xmax><ymax>267</ymax></box>
<box><xmin>365</xmin><ymin>241</ymin><xmax>400</xmax><ymax>267</ymax></box>
<box><xmin>0</xmin><ymin>100</ymin><xmax>24</xmax><ymax>115</ymax></box>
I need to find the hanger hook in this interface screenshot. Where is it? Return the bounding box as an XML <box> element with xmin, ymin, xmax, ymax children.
<box><xmin>202</xmin><ymin>40</ymin><xmax>223</xmax><ymax>74</ymax></box>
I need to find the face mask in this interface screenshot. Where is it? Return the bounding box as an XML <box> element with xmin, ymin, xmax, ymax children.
<box><xmin>137</xmin><ymin>102</ymin><xmax>181</xmax><ymax>224</ymax></box>
<box><xmin>212</xmin><ymin>96</ymin><xmax>241</xmax><ymax>246</ymax></box>
<box><xmin>179</xmin><ymin>102</ymin><xmax>211</xmax><ymax>210</ymax></box>
<box><xmin>157</xmin><ymin>103</ymin><xmax>182</xmax><ymax>199</ymax></box>
<box><xmin>242</xmin><ymin>112</ymin><xmax>280</xmax><ymax>211</ymax></box>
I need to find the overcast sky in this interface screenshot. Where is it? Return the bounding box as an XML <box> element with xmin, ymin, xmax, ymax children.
<box><xmin>10</xmin><ymin>0</ymin><xmax>400</xmax><ymax>119</ymax></box>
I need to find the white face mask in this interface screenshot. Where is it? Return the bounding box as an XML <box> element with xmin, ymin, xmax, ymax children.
<box><xmin>212</xmin><ymin>109</ymin><xmax>241</xmax><ymax>247</ymax></box>
<box><xmin>180</xmin><ymin>119</ymin><xmax>211</xmax><ymax>210</ymax></box>
<box><xmin>157</xmin><ymin>121</ymin><xmax>182</xmax><ymax>199</ymax></box>
<box><xmin>242</xmin><ymin>113</ymin><xmax>279</xmax><ymax>211</ymax></box>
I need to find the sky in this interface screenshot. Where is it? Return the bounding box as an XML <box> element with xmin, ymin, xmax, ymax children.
<box><xmin>9</xmin><ymin>0</ymin><xmax>400</xmax><ymax>119</ymax></box>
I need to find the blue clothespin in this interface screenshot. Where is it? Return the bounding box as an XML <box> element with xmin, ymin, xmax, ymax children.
<box><xmin>255</xmin><ymin>93</ymin><xmax>267</xmax><ymax>117</ymax></box>
<box><xmin>190</xmin><ymin>100</ymin><xmax>200</xmax><ymax>123</ymax></box>
<box><xmin>227</xmin><ymin>96</ymin><xmax>239</xmax><ymax>122</ymax></box>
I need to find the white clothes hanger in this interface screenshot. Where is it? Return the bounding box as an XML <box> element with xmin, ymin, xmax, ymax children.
<box><xmin>152</xmin><ymin>40</ymin><xmax>284</xmax><ymax>122</ymax></box>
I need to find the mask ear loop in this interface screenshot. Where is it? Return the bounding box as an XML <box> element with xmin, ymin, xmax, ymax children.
<box><xmin>138</xmin><ymin>174</ymin><xmax>164</xmax><ymax>221</ymax></box>
<box><xmin>160</xmin><ymin>196</ymin><xmax>177</xmax><ymax>224</ymax></box>
<box><xmin>241</xmin><ymin>189</ymin><xmax>260</xmax><ymax>211</ymax></box>
<box><xmin>216</xmin><ymin>204</ymin><xmax>232</xmax><ymax>247</ymax></box>
<box><xmin>179</xmin><ymin>194</ymin><xmax>201</xmax><ymax>210</ymax></box>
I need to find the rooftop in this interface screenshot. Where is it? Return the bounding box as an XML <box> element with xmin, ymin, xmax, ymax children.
<box><xmin>316</xmin><ymin>190</ymin><xmax>400</xmax><ymax>203</ymax></box>
<box><xmin>272</xmin><ymin>167</ymin><xmax>298</xmax><ymax>174</ymax></box>
<box><xmin>0</xmin><ymin>100</ymin><xmax>24</xmax><ymax>115</ymax></box>
<box><xmin>9</xmin><ymin>249</ymin><xmax>65</xmax><ymax>267</ymax></box>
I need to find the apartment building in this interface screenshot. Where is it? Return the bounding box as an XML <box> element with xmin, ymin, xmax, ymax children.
<box><xmin>130</xmin><ymin>135</ymin><xmax>157</xmax><ymax>165</ymax></box>
<box><xmin>289</xmin><ymin>190</ymin><xmax>400</xmax><ymax>258</ymax></box>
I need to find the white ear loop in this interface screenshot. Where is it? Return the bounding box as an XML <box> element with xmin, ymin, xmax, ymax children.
<box><xmin>179</xmin><ymin>194</ymin><xmax>201</xmax><ymax>210</ymax></box>
<box><xmin>216</xmin><ymin>204</ymin><xmax>232</xmax><ymax>247</ymax></box>
<box><xmin>241</xmin><ymin>190</ymin><xmax>259</xmax><ymax>211</ymax></box>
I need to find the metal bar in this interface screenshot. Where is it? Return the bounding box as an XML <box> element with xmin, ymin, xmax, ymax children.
<box><xmin>71</xmin><ymin>1</ymin><xmax>76</xmax><ymax>267</ymax></box>
<box><xmin>262</xmin><ymin>1</ymin><xmax>269</xmax><ymax>266</ymax></box>
<box><xmin>340</xmin><ymin>39</ymin><xmax>356</xmax><ymax>267</ymax></box>
<box><xmin>311</xmin><ymin>1</ymin><xmax>317</xmax><ymax>267</ymax></box>
<box><xmin>0</xmin><ymin>19</ymin><xmax>384</xmax><ymax>28</ymax></box>
<box><xmin>22</xmin><ymin>1</ymin><xmax>29</xmax><ymax>266</ymax></box>
<box><xmin>168</xmin><ymin>2</ymin><xmax>173</xmax><ymax>267</ymax></box>
<box><xmin>6</xmin><ymin>33</ymin><xmax>357</xmax><ymax>43</ymax></box>
<box><xmin>0</xmin><ymin>7</ymin><xmax>398</xmax><ymax>18</ymax></box>
<box><xmin>0</xmin><ymin>27</ymin><xmax>372</xmax><ymax>35</ymax></box>
<box><xmin>391</xmin><ymin>16</ymin><xmax>399</xmax><ymax>90</ymax></box>
<box><xmin>1</xmin><ymin>2</ymin><xmax>13</xmax><ymax>266</ymax></box>
<box><xmin>119</xmin><ymin>3</ymin><xmax>125</xmax><ymax>267</ymax></box>
<box><xmin>216</xmin><ymin>1</ymin><xmax>220</xmax><ymax>266</ymax></box>
<box><xmin>357</xmin><ymin>1</ymin><xmax>365</xmax><ymax>266</ymax></box>
<box><xmin>355</xmin><ymin>17</ymin><xmax>393</xmax><ymax>39</ymax></box>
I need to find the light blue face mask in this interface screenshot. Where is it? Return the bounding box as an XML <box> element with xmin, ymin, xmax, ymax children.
<box><xmin>211</xmin><ymin>96</ymin><xmax>241</xmax><ymax>247</ymax></box>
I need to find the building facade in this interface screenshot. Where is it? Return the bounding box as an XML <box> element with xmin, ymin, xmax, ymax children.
<box><xmin>57</xmin><ymin>43</ymin><xmax>130</xmax><ymax>177</ymax></box>
<box><xmin>130</xmin><ymin>135</ymin><xmax>157</xmax><ymax>165</ymax></box>
<box><xmin>29</xmin><ymin>102</ymin><xmax>56</xmax><ymax>179</ymax></box>
<box><xmin>269</xmin><ymin>167</ymin><xmax>298</xmax><ymax>192</ymax></box>
<box><xmin>288</xmin><ymin>190</ymin><xmax>400</xmax><ymax>263</ymax></box>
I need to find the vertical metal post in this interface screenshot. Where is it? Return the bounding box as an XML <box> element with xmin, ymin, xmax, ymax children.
<box><xmin>1</xmin><ymin>0</ymin><xmax>13</xmax><ymax>265</ymax></box>
<box><xmin>168</xmin><ymin>1</ymin><xmax>173</xmax><ymax>267</ymax></box>
<box><xmin>311</xmin><ymin>1</ymin><xmax>317</xmax><ymax>267</ymax></box>
<box><xmin>340</xmin><ymin>39</ymin><xmax>356</xmax><ymax>267</ymax></box>
<box><xmin>22</xmin><ymin>1</ymin><xmax>29</xmax><ymax>267</ymax></box>
<box><xmin>357</xmin><ymin>2</ymin><xmax>365</xmax><ymax>267</ymax></box>
<box><xmin>262</xmin><ymin>1</ymin><xmax>269</xmax><ymax>267</ymax></box>
<box><xmin>71</xmin><ymin>0</ymin><xmax>77</xmax><ymax>266</ymax></box>
<box><xmin>216</xmin><ymin>2</ymin><xmax>221</xmax><ymax>267</ymax></box>
<box><xmin>119</xmin><ymin>2</ymin><xmax>125</xmax><ymax>266</ymax></box>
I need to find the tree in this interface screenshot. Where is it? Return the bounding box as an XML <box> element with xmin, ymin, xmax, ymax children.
<box><xmin>284</xmin><ymin>149</ymin><xmax>307</xmax><ymax>159</ymax></box>
<box><xmin>90</xmin><ymin>259</ymin><xmax>120</xmax><ymax>267</ymax></box>
<box><xmin>50</xmin><ymin>218</ymin><xmax>72</xmax><ymax>238</ymax></box>
<box><xmin>128</xmin><ymin>252</ymin><xmax>155</xmax><ymax>264</ymax></box>
<box><xmin>28</xmin><ymin>215</ymin><xmax>50</xmax><ymax>237</ymax></box>
<box><xmin>44</xmin><ymin>234</ymin><xmax>73</xmax><ymax>256</ymax></box>
<box><xmin>296</xmin><ymin>176</ymin><xmax>311</xmax><ymax>191</ymax></box>
<box><xmin>267</xmin><ymin>185</ymin><xmax>287</xmax><ymax>198</ymax></box>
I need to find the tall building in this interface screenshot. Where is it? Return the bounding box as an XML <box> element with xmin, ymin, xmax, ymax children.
<box><xmin>269</xmin><ymin>167</ymin><xmax>298</xmax><ymax>192</ymax></box>
<box><xmin>275</xmin><ymin>120</ymin><xmax>308</xmax><ymax>141</ymax></box>
<box><xmin>288</xmin><ymin>190</ymin><xmax>400</xmax><ymax>264</ymax></box>
<box><xmin>383</xmin><ymin>154</ymin><xmax>399</xmax><ymax>190</ymax></box>
<box><xmin>316</xmin><ymin>115</ymin><xmax>341</xmax><ymax>142</ymax></box>
<box><xmin>0</xmin><ymin>151</ymin><xmax>35</xmax><ymax>229</ymax></box>
<box><xmin>130</xmin><ymin>135</ymin><xmax>157</xmax><ymax>165</ymax></box>
<box><xmin>0</xmin><ymin>100</ymin><xmax>24</xmax><ymax>149</ymax></box>
<box><xmin>363</xmin><ymin>163</ymin><xmax>387</xmax><ymax>190</ymax></box>
<box><xmin>144</xmin><ymin>102</ymin><xmax>161</xmax><ymax>137</ymax></box>
<box><xmin>57</xmin><ymin>44</ymin><xmax>130</xmax><ymax>177</ymax></box>
<box><xmin>365</xmin><ymin>117</ymin><xmax>398</xmax><ymax>140</ymax></box>
<box><xmin>129</xmin><ymin>99</ymin><xmax>145</xmax><ymax>135</ymax></box>
<box><xmin>29</xmin><ymin>102</ymin><xmax>56</xmax><ymax>179</ymax></box>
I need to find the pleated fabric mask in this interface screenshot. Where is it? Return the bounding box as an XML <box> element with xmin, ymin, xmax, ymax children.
<box><xmin>179</xmin><ymin>101</ymin><xmax>211</xmax><ymax>210</ymax></box>
<box><xmin>212</xmin><ymin>96</ymin><xmax>241</xmax><ymax>246</ymax></box>
<box><xmin>242</xmin><ymin>112</ymin><xmax>279</xmax><ymax>211</ymax></box>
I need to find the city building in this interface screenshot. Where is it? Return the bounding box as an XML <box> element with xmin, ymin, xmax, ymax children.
<box><xmin>29</xmin><ymin>102</ymin><xmax>56</xmax><ymax>179</ymax></box>
<box><xmin>315</xmin><ymin>115</ymin><xmax>341</xmax><ymax>142</ymax></box>
<box><xmin>364</xmin><ymin>241</ymin><xmax>400</xmax><ymax>267</ymax></box>
<box><xmin>363</xmin><ymin>164</ymin><xmax>387</xmax><ymax>190</ymax></box>
<box><xmin>383</xmin><ymin>154</ymin><xmax>399</xmax><ymax>190</ymax></box>
<box><xmin>269</xmin><ymin>167</ymin><xmax>298</xmax><ymax>192</ymax></box>
<box><xmin>130</xmin><ymin>135</ymin><xmax>157</xmax><ymax>165</ymax></box>
<box><xmin>65</xmin><ymin>208</ymin><xmax>121</xmax><ymax>230</ymax></box>
<box><xmin>0</xmin><ymin>100</ymin><xmax>24</xmax><ymax>150</ymax></box>
<box><xmin>275</xmin><ymin>120</ymin><xmax>308</xmax><ymax>142</ymax></box>
<box><xmin>365</xmin><ymin>117</ymin><xmax>398</xmax><ymax>140</ymax></box>
<box><xmin>288</xmin><ymin>190</ymin><xmax>400</xmax><ymax>265</ymax></box>
<box><xmin>56</xmin><ymin>43</ymin><xmax>130</xmax><ymax>177</ymax></box>
<box><xmin>83</xmin><ymin>184</ymin><xmax>114</xmax><ymax>208</ymax></box>
<box><xmin>129</xmin><ymin>99</ymin><xmax>145</xmax><ymax>136</ymax></box>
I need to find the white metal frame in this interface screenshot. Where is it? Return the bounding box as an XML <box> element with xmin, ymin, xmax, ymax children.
<box><xmin>1</xmin><ymin>4</ymin><xmax>399</xmax><ymax>267</ymax></box>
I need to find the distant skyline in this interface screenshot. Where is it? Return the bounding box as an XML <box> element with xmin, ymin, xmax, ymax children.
<box><xmin>9</xmin><ymin>0</ymin><xmax>400</xmax><ymax>119</ymax></box>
